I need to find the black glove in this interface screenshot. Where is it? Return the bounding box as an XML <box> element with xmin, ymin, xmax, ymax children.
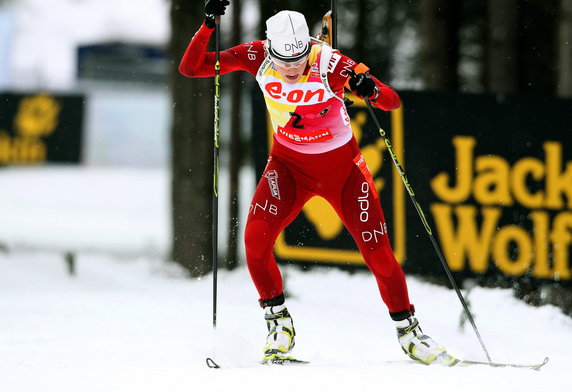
<box><xmin>205</xmin><ymin>0</ymin><xmax>230</xmax><ymax>28</ymax></box>
<box><xmin>349</xmin><ymin>73</ymin><xmax>380</xmax><ymax>101</ymax></box>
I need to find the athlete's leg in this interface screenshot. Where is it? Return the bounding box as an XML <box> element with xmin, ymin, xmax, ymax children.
<box><xmin>244</xmin><ymin>156</ymin><xmax>313</xmax><ymax>304</ymax></box>
<box><xmin>327</xmin><ymin>151</ymin><xmax>412</xmax><ymax>316</ymax></box>
<box><xmin>311</xmin><ymin>141</ymin><xmax>451</xmax><ymax>362</ymax></box>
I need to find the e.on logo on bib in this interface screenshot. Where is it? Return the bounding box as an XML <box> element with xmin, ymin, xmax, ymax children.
<box><xmin>264</xmin><ymin>82</ymin><xmax>327</xmax><ymax>105</ymax></box>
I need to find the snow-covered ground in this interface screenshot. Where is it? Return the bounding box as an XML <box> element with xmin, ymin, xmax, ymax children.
<box><xmin>0</xmin><ymin>167</ymin><xmax>570</xmax><ymax>392</ymax></box>
<box><xmin>2</xmin><ymin>1</ymin><xmax>569</xmax><ymax>390</ymax></box>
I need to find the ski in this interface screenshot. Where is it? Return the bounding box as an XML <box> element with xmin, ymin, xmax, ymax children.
<box><xmin>454</xmin><ymin>356</ymin><xmax>549</xmax><ymax>371</ymax></box>
<box><xmin>206</xmin><ymin>356</ymin><xmax>309</xmax><ymax>368</ymax></box>
<box><xmin>382</xmin><ymin>355</ymin><xmax>549</xmax><ymax>371</ymax></box>
<box><xmin>208</xmin><ymin>356</ymin><xmax>548</xmax><ymax>369</ymax></box>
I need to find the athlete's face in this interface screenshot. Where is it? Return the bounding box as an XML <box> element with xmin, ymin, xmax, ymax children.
<box><xmin>271</xmin><ymin>55</ymin><xmax>309</xmax><ymax>84</ymax></box>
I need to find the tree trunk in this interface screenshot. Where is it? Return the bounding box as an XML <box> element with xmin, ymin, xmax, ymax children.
<box><xmin>419</xmin><ymin>0</ymin><xmax>461</xmax><ymax>90</ymax></box>
<box><xmin>518</xmin><ymin>0</ymin><xmax>558</xmax><ymax>94</ymax></box>
<box><xmin>558</xmin><ymin>0</ymin><xmax>572</xmax><ymax>97</ymax></box>
<box><xmin>486</xmin><ymin>0</ymin><xmax>519</xmax><ymax>94</ymax></box>
<box><xmin>354</xmin><ymin>0</ymin><xmax>369</xmax><ymax>60</ymax></box>
<box><xmin>170</xmin><ymin>0</ymin><xmax>214</xmax><ymax>277</ymax></box>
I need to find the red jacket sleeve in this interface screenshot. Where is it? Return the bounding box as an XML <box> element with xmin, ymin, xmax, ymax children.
<box><xmin>328</xmin><ymin>51</ymin><xmax>400</xmax><ymax>111</ymax></box>
<box><xmin>178</xmin><ymin>22</ymin><xmax>263</xmax><ymax>77</ymax></box>
<box><xmin>367</xmin><ymin>73</ymin><xmax>401</xmax><ymax>111</ymax></box>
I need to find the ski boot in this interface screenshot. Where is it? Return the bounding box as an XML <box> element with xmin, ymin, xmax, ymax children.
<box><xmin>396</xmin><ymin>316</ymin><xmax>458</xmax><ymax>366</ymax></box>
<box><xmin>262</xmin><ymin>304</ymin><xmax>297</xmax><ymax>364</ymax></box>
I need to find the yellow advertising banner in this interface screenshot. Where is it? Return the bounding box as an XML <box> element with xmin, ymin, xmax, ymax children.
<box><xmin>252</xmin><ymin>89</ymin><xmax>572</xmax><ymax>286</ymax></box>
<box><xmin>0</xmin><ymin>92</ymin><xmax>84</xmax><ymax>165</ymax></box>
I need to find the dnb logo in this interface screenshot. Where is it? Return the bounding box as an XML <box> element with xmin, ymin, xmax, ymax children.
<box><xmin>284</xmin><ymin>40</ymin><xmax>304</xmax><ymax>54</ymax></box>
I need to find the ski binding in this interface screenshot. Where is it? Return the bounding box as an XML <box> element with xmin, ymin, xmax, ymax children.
<box><xmin>261</xmin><ymin>354</ymin><xmax>310</xmax><ymax>366</ymax></box>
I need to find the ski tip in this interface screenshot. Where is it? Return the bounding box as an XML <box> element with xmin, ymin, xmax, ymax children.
<box><xmin>534</xmin><ymin>357</ymin><xmax>550</xmax><ymax>370</ymax></box>
<box><xmin>206</xmin><ymin>357</ymin><xmax>221</xmax><ymax>369</ymax></box>
<box><xmin>526</xmin><ymin>356</ymin><xmax>549</xmax><ymax>371</ymax></box>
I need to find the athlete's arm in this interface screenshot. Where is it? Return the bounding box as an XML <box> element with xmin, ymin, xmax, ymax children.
<box><xmin>179</xmin><ymin>22</ymin><xmax>262</xmax><ymax>77</ymax></box>
<box><xmin>329</xmin><ymin>51</ymin><xmax>400</xmax><ymax>111</ymax></box>
<box><xmin>363</xmin><ymin>73</ymin><xmax>400</xmax><ymax>111</ymax></box>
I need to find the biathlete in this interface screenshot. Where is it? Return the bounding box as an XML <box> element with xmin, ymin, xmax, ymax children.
<box><xmin>179</xmin><ymin>0</ymin><xmax>455</xmax><ymax>365</ymax></box>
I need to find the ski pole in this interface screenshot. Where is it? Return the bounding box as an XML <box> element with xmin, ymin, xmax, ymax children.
<box><xmin>212</xmin><ymin>14</ymin><xmax>221</xmax><ymax>331</ymax></box>
<box><xmin>363</xmin><ymin>97</ymin><xmax>493</xmax><ymax>364</ymax></box>
<box><xmin>206</xmin><ymin>13</ymin><xmax>222</xmax><ymax>370</ymax></box>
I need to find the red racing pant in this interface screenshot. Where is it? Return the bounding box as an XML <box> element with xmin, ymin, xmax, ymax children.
<box><xmin>244</xmin><ymin>136</ymin><xmax>411</xmax><ymax>314</ymax></box>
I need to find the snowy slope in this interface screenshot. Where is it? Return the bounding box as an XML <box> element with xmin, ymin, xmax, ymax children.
<box><xmin>2</xmin><ymin>1</ymin><xmax>568</xmax><ymax>390</ymax></box>
<box><xmin>0</xmin><ymin>167</ymin><xmax>570</xmax><ymax>392</ymax></box>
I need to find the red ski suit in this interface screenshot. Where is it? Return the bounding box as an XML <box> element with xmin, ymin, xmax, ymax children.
<box><xmin>180</xmin><ymin>23</ymin><xmax>412</xmax><ymax>315</ymax></box>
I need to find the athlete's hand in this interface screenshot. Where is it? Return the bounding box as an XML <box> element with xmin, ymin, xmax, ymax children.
<box><xmin>349</xmin><ymin>73</ymin><xmax>380</xmax><ymax>101</ymax></box>
<box><xmin>205</xmin><ymin>0</ymin><xmax>230</xmax><ymax>28</ymax></box>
